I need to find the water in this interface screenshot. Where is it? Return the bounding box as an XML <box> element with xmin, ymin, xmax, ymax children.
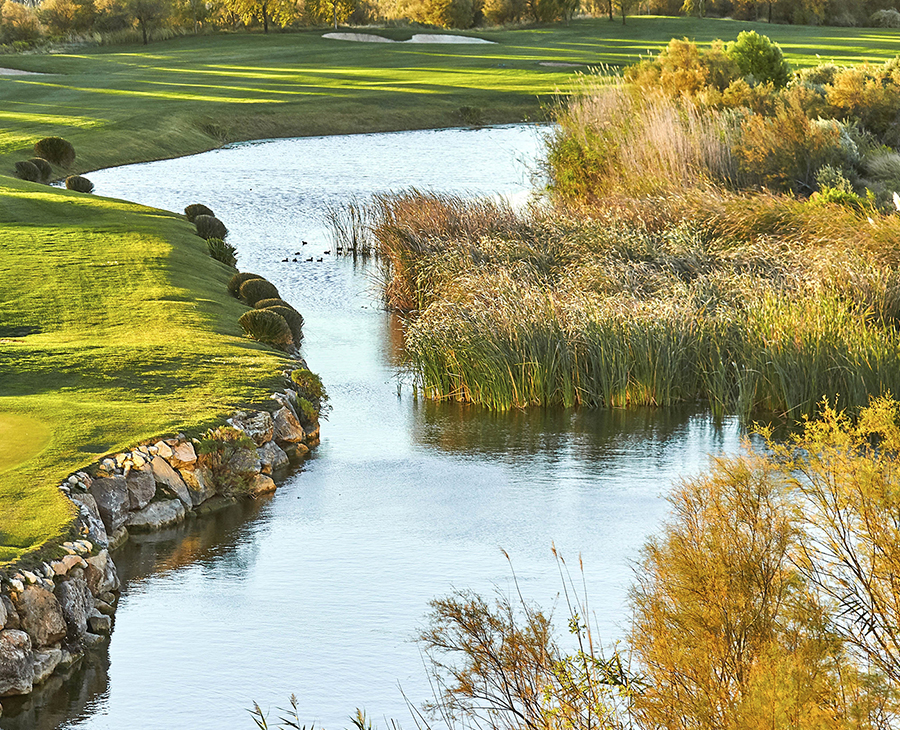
<box><xmin>1</xmin><ymin>126</ymin><xmax>745</xmax><ymax>730</ymax></box>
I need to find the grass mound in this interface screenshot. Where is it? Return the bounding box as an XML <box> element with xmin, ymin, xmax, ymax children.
<box><xmin>239</xmin><ymin>277</ymin><xmax>280</xmax><ymax>306</ymax></box>
<box><xmin>238</xmin><ymin>308</ymin><xmax>293</xmax><ymax>350</ymax></box>
<box><xmin>194</xmin><ymin>214</ymin><xmax>228</xmax><ymax>240</ymax></box>
<box><xmin>14</xmin><ymin>161</ymin><xmax>41</xmax><ymax>183</ymax></box>
<box><xmin>65</xmin><ymin>175</ymin><xmax>94</xmax><ymax>193</ymax></box>
<box><xmin>184</xmin><ymin>203</ymin><xmax>214</xmax><ymax>222</ymax></box>
<box><xmin>34</xmin><ymin>137</ymin><xmax>75</xmax><ymax>167</ymax></box>
<box><xmin>261</xmin><ymin>304</ymin><xmax>303</xmax><ymax>345</ymax></box>
<box><xmin>28</xmin><ymin>158</ymin><xmax>52</xmax><ymax>182</ymax></box>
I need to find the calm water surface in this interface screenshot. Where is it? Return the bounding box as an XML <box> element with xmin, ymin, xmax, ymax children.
<box><xmin>1</xmin><ymin>126</ymin><xmax>744</xmax><ymax>730</ymax></box>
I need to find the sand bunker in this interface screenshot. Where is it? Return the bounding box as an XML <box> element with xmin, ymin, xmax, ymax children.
<box><xmin>0</xmin><ymin>67</ymin><xmax>47</xmax><ymax>75</ymax></box>
<box><xmin>324</xmin><ymin>32</ymin><xmax>495</xmax><ymax>44</ymax></box>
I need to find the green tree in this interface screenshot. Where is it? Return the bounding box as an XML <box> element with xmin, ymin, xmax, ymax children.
<box><xmin>127</xmin><ymin>0</ymin><xmax>169</xmax><ymax>42</ymax></box>
<box><xmin>726</xmin><ymin>30</ymin><xmax>790</xmax><ymax>88</ymax></box>
<box><xmin>227</xmin><ymin>0</ymin><xmax>295</xmax><ymax>32</ymax></box>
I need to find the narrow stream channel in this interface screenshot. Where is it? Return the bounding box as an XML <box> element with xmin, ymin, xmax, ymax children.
<box><xmin>2</xmin><ymin>126</ymin><xmax>745</xmax><ymax>730</ymax></box>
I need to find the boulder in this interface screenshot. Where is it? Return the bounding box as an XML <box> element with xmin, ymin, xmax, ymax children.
<box><xmin>32</xmin><ymin>647</ymin><xmax>62</xmax><ymax>685</ymax></box>
<box><xmin>281</xmin><ymin>442</ymin><xmax>310</xmax><ymax>463</ymax></box>
<box><xmin>84</xmin><ymin>550</ymin><xmax>120</xmax><ymax>597</ymax></box>
<box><xmin>125</xmin><ymin>465</ymin><xmax>156</xmax><ymax>510</ymax></box>
<box><xmin>88</xmin><ymin>476</ymin><xmax>129</xmax><ymax>533</ymax></box>
<box><xmin>1</xmin><ymin>597</ymin><xmax>19</xmax><ymax>631</ymax></box>
<box><xmin>226</xmin><ymin>445</ymin><xmax>261</xmax><ymax>477</ymax></box>
<box><xmin>12</xmin><ymin>587</ymin><xmax>66</xmax><ymax>647</ymax></box>
<box><xmin>249</xmin><ymin>474</ymin><xmax>277</xmax><ymax>498</ymax></box>
<box><xmin>69</xmin><ymin>492</ymin><xmax>108</xmax><ymax>547</ymax></box>
<box><xmin>125</xmin><ymin>500</ymin><xmax>186</xmax><ymax>532</ymax></box>
<box><xmin>0</xmin><ymin>595</ymin><xmax>5</xmax><ymax>630</ymax></box>
<box><xmin>150</xmin><ymin>456</ymin><xmax>192</xmax><ymax>506</ymax></box>
<box><xmin>273</xmin><ymin>406</ymin><xmax>305</xmax><ymax>445</ymax></box>
<box><xmin>108</xmin><ymin>526</ymin><xmax>129</xmax><ymax>551</ymax></box>
<box><xmin>87</xmin><ymin>614</ymin><xmax>111</xmax><ymax>635</ymax></box>
<box><xmin>168</xmin><ymin>441</ymin><xmax>197</xmax><ymax>469</ymax></box>
<box><xmin>180</xmin><ymin>467</ymin><xmax>216</xmax><ymax>507</ymax></box>
<box><xmin>0</xmin><ymin>629</ymin><xmax>33</xmax><ymax>697</ymax></box>
<box><xmin>154</xmin><ymin>440</ymin><xmax>173</xmax><ymax>460</ymax></box>
<box><xmin>230</xmin><ymin>410</ymin><xmax>274</xmax><ymax>446</ymax></box>
<box><xmin>259</xmin><ymin>441</ymin><xmax>289</xmax><ymax>475</ymax></box>
<box><xmin>55</xmin><ymin>577</ymin><xmax>93</xmax><ymax>639</ymax></box>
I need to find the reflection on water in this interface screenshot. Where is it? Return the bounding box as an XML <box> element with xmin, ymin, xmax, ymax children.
<box><xmin>4</xmin><ymin>125</ymin><xmax>747</xmax><ymax>730</ymax></box>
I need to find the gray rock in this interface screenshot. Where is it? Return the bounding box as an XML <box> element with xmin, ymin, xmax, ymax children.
<box><xmin>259</xmin><ymin>441</ymin><xmax>289</xmax><ymax>475</ymax></box>
<box><xmin>180</xmin><ymin>467</ymin><xmax>216</xmax><ymax>507</ymax></box>
<box><xmin>281</xmin><ymin>442</ymin><xmax>310</xmax><ymax>463</ymax></box>
<box><xmin>125</xmin><ymin>465</ymin><xmax>156</xmax><ymax>510</ymax></box>
<box><xmin>125</xmin><ymin>500</ymin><xmax>186</xmax><ymax>532</ymax></box>
<box><xmin>94</xmin><ymin>599</ymin><xmax>114</xmax><ymax>616</ymax></box>
<box><xmin>230</xmin><ymin>410</ymin><xmax>275</xmax><ymax>446</ymax></box>
<box><xmin>0</xmin><ymin>597</ymin><xmax>19</xmax><ymax>631</ymax></box>
<box><xmin>107</xmin><ymin>526</ymin><xmax>129</xmax><ymax>550</ymax></box>
<box><xmin>84</xmin><ymin>551</ymin><xmax>120</xmax><ymax>597</ymax></box>
<box><xmin>12</xmin><ymin>587</ymin><xmax>66</xmax><ymax>647</ymax></box>
<box><xmin>0</xmin><ymin>629</ymin><xmax>33</xmax><ymax>697</ymax></box>
<box><xmin>69</xmin><ymin>492</ymin><xmax>109</xmax><ymax>547</ymax></box>
<box><xmin>0</xmin><ymin>594</ymin><xmax>6</xmax><ymax>630</ymax></box>
<box><xmin>150</xmin><ymin>456</ymin><xmax>192</xmax><ymax>506</ymax></box>
<box><xmin>88</xmin><ymin>476</ymin><xmax>129</xmax><ymax>533</ymax></box>
<box><xmin>226</xmin><ymin>445</ymin><xmax>261</xmax><ymax>477</ymax></box>
<box><xmin>87</xmin><ymin>614</ymin><xmax>111</xmax><ymax>635</ymax></box>
<box><xmin>249</xmin><ymin>474</ymin><xmax>277</xmax><ymax>497</ymax></box>
<box><xmin>55</xmin><ymin>578</ymin><xmax>93</xmax><ymax>640</ymax></box>
<box><xmin>32</xmin><ymin>647</ymin><xmax>62</xmax><ymax>685</ymax></box>
<box><xmin>82</xmin><ymin>632</ymin><xmax>105</xmax><ymax>648</ymax></box>
<box><xmin>273</xmin><ymin>406</ymin><xmax>305</xmax><ymax>445</ymax></box>
<box><xmin>168</xmin><ymin>441</ymin><xmax>197</xmax><ymax>469</ymax></box>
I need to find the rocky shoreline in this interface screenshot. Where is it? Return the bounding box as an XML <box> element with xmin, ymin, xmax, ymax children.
<box><xmin>0</xmin><ymin>370</ymin><xmax>320</xmax><ymax>714</ymax></box>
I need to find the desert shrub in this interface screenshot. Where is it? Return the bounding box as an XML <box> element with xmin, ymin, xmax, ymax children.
<box><xmin>238</xmin><ymin>309</ymin><xmax>293</xmax><ymax>350</ymax></box>
<box><xmin>65</xmin><ymin>175</ymin><xmax>94</xmax><ymax>193</ymax></box>
<box><xmin>184</xmin><ymin>203</ymin><xmax>214</xmax><ymax>222</ymax></box>
<box><xmin>871</xmin><ymin>8</ymin><xmax>900</xmax><ymax>27</ymax></box>
<box><xmin>261</xmin><ymin>304</ymin><xmax>303</xmax><ymax>344</ymax></box>
<box><xmin>0</xmin><ymin>1</ymin><xmax>41</xmax><ymax>43</ymax></box>
<box><xmin>826</xmin><ymin>62</ymin><xmax>900</xmax><ymax>144</ymax></box>
<box><xmin>481</xmin><ymin>0</ymin><xmax>525</xmax><ymax>23</ymax></box>
<box><xmin>625</xmin><ymin>38</ymin><xmax>739</xmax><ymax>100</ymax></box>
<box><xmin>726</xmin><ymin>31</ymin><xmax>791</xmax><ymax>88</ymax></box>
<box><xmin>196</xmin><ymin>426</ymin><xmax>258</xmax><ymax>497</ymax></box>
<box><xmin>239</xmin><ymin>277</ymin><xmax>280</xmax><ymax>306</ymax></box>
<box><xmin>227</xmin><ymin>272</ymin><xmax>263</xmax><ymax>297</ymax></box>
<box><xmin>34</xmin><ymin>137</ymin><xmax>75</xmax><ymax>167</ymax></box>
<box><xmin>290</xmin><ymin>368</ymin><xmax>328</xmax><ymax>411</ymax></box>
<box><xmin>254</xmin><ymin>298</ymin><xmax>294</xmax><ymax>310</ymax></box>
<box><xmin>794</xmin><ymin>63</ymin><xmax>841</xmax><ymax>89</ymax></box>
<box><xmin>27</xmin><ymin>157</ymin><xmax>52</xmax><ymax>181</ymax></box>
<box><xmin>194</xmin><ymin>214</ymin><xmax>228</xmax><ymax>240</ymax></box>
<box><xmin>14</xmin><ymin>160</ymin><xmax>41</xmax><ymax>182</ymax></box>
<box><xmin>206</xmin><ymin>237</ymin><xmax>237</xmax><ymax>267</ymax></box>
<box><xmin>404</xmin><ymin>0</ymin><xmax>475</xmax><ymax>27</ymax></box>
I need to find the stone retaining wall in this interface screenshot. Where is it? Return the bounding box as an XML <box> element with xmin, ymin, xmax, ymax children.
<box><xmin>0</xmin><ymin>372</ymin><xmax>320</xmax><ymax>713</ymax></box>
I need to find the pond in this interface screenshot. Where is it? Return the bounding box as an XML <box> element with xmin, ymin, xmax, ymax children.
<box><xmin>1</xmin><ymin>125</ymin><xmax>744</xmax><ymax>730</ymax></box>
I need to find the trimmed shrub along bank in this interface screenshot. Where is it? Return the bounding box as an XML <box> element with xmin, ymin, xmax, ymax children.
<box><xmin>0</xmin><ymin>369</ymin><xmax>321</xmax><ymax>706</ymax></box>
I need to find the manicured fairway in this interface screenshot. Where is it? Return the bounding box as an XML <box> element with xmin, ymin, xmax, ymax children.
<box><xmin>1</xmin><ymin>18</ymin><xmax>900</xmax><ymax>173</ymax></box>
<box><xmin>0</xmin><ymin>413</ymin><xmax>51</xmax><ymax>474</ymax></box>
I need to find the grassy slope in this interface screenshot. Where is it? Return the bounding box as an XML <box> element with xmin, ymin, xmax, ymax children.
<box><xmin>0</xmin><ymin>175</ymin><xmax>286</xmax><ymax>563</ymax></box>
<box><xmin>1</xmin><ymin>18</ymin><xmax>899</xmax><ymax>173</ymax></box>
<box><xmin>1</xmin><ymin>16</ymin><xmax>899</xmax><ymax>564</ymax></box>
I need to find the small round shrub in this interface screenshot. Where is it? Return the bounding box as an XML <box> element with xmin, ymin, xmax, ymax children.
<box><xmin>262</xmin><ymin>304</ymin><xmax>303</xmax><ymax>344</ymax></box>
<box><xmin>65</xmin><ymin>175</ymin><xmax>94</xmax><ymax>193</ymax></box>
<box><xmin>34</xmin><ymin>137</ymin><xmax>75</xmax><ymax>167</ymax></box>
<box><xmin>726</xmin><ymin>31</ymin><xmax>791</xmax><ymax>88</ymax></box>
<box><xmin>206</xmin><ymin>237</ymin><xmax>237</xmax><ymax>267</ymax></box>
<box><xmin>239</xmin><ymin>309</ymin><xmax>293</xmax><ymax>350</ymax></box>
<box><xmin>871</xmin><ymin>8</ymin><xmax>900</xmax><ymax>28</ymax></box>
<box><xmin>228</xmin><ymin>272</ymin><xmax>263</xmax><ymax>297</ymax></box>
<box><xmin>184</xmin><ymin>203</ymin><xmax>214</xmax><ymax>222</ymax></box>
<box><xmin>290</xmin><ymin>368</ymin><xmax>328</xmax><ymax>410</ymax></box>
<box><xmin>254</xmin><ymin>298</ymin><xmax>296</xmax><ymax>311</ymax></box>
<box><xmin>194</xmin><ymin>214</ymin><xmax>228</xmax><ymax>240</ymax></box>
<box><xmin>239</xmin><ymin>277</ymin><xmax>280</xmax><ymax>306</ymax></box>
<box><xmin>28</xmin><ymin>157</ymin><xmax>52</xmax><ymax>181</ymax></box>
<box><xmin>14</xmin><ymin>160</ymin><xmax>41</xmax><ymax>182</ymax></box>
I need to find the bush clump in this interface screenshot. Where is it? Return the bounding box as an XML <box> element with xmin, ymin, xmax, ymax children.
<box><xmin>727</xmin><ymin>30</ymin><xmax>791</xmax><ymax>88</ymax></box>
<box><xmin>238</xmin><ymin>309</ymin><xmax>293</xmax><ymax>350</ymax></box>
<box><xmin>871</xmin><ymin>8</ymin><xmax>900</xmax><ymax>27</ymax></box>
<box><xmin>227</xmin><ymin>272</ymin><xmax>263</xmax><ymax>297</ymax></box>
<box><xmin>34</xmin><ymin>137</ymin><xmax>75</xmax><ymax>167</ymax></box>
<box><xmin>261</xmin><ymin>304</ymin><xmax>303</xmax><ymax>345</ymax></box>
<box><xmin>196</xmin><ymin>426</ymin><xmax>258</xmax><ymax>496</ymax></box>
<box><xmin>239</xmin><ymin>277</ymin><xmax>280</xmax><ymax>306</ymax></box>
<box><xmin>28</xmin><ymin>157</ymin><xmax>52</xmax><ymax>181</ymax></box>
<box><xmin>296</xmin><ymin>396</ymin><xmax>318</xmax><ymax>427</ymax></box>
<box><xmin>14</xmin><ymin>160</ymin><xmax>41</xmax><ymax>182</ymax></box>
<box><xmin>194</xmin><ymin>214</ymin><xmax>228</xmax><ymax>240</ymax></box>
<box><xmin>184</xmin><ymin>203</ymin><xmax>214</xmax><ymax>222</ymax></box>
<box><xmin>290</xmin><ymin>368</ymin><xmax>328</xmax><ymax>412</ymax></box>
<box><xmin>206</xmin><ymin>237</ymin><xmax>237</xmax><ymax>267</ymax></box>
<box><xmin>254</xmin><ymin>298</ymin><xmax>294</xmax><ymax>310</ymax></box>
<box><xmin>65</xmin><ymin>175</ymin><xmax>94</xmax><ymax>193</ymax></box>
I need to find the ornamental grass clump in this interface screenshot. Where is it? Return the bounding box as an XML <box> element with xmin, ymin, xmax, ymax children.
<box><xmin>33</xmin><ymin>136</ymin><xmax>75</xmax><ymax>167</ymax></box>
<box><xmin>184</xmin><ymin>203</ymin><xmax>214</xmax><ymax>222</ymax></box>
<box><xmin>206</xmin><ymin>237</ymin><xmax>237</xmax><ymax>267</ymax></box>
<box><xmin>14</xmin><ymin>160</ymin><xmax>41</xmax><ymax>182</ymax></box>
<box><xmin>196</xmin><ymin>426</ymin><xmax>258</xmax><ymax>496</ymax></box>
<box><xmin>238</xmin><ymin>309</ymin><xmax>293</xmax><ymax>351</ymax></box>
<box><xmin>239</xmin><ymin>277</ymin><xmax>280</xmax><ymax>306</ymax></box>
<box><xmin>194</xmin><ymin>214</ymin><xmax>228</xmax><ymax>240</ymax></box>
<box><xmin>228</xmin><ymin>271</ymin><xmax>263</xmax><ymax>297</ymax></box>
<box><xmin>261</xmin><ymin>304</ymin><xmax>302</xmax><ymax>345</ymax></box>
<box><xmin>254</xmin><ymin>298</ymin><xmax>294</xmax><ymax>310</ymax></box>
<box><xmin>290</xmin><ymin>368</ymin><xmax>328</xmax><ymax>412</ymax></box>
<box><xmin>65</xmin><ymin>175</ymin><xmax>94</xmax><ymax>193</ymax></box>
<box><xmin>28</xmin><ymin>158</ymin><xmax>52</xmax><ymax>181</ymax></box>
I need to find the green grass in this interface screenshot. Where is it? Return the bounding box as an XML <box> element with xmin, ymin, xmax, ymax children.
<box><xmin>0</xmin><ymin>175</ymin><xmax>287</xmax><ymax>564</ymax></box>
<box><xmin>2</xmin><ymin>18</ymin><xmax>900</xmax><ymax>173</ymax></box>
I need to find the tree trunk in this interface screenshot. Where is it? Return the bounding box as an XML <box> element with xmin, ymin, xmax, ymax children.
<box><xmin>607</xmin><ymin>0</ymin><xmax>613</xmax><ymax>20</ymax></box>
<box><xmin>767</xmin><ymin>0</ymin><xmax>772</xmax><ymax>22</ymax></box>
<box><xmin>262</xmin><ymin>4</ymin><xmax>269</xmax><ymax>32</ymax></box>
<box><xmin>621</xmin><ymin>5</ymin><xmax>625</xmax><ymax>23</ymax></box>
<box><xmin>333</xmin><ymin>0</ymin><xmax>337</xmax><ymax>29</ymax></box>
<box><xmin>140</xmin><ymin>17</ymin><xmax>148</xmax><ymax>44</ymax></box>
